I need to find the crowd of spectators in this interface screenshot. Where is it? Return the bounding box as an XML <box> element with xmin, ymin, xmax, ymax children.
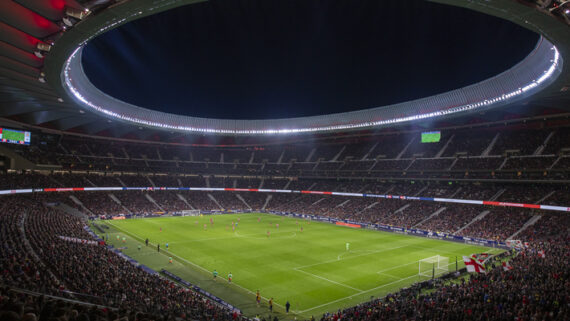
<box><xmin>0</xmin><ymin>195</ymin><xmax>245</xmax><ymax>321</ymax></box>
<box><xmin>8</xmin><ymin>124</ymin><xmax>570</xmax><ymax>181</ymax></box>
<box><xmin>319</xmin><ymin>236</ymin><xmax>570</xmax><ymax>321</ymax></box>
<box><xmin>457</xmin><ymin>208</ymin><xmax>535</xmax><ymax>241</ymax></box>
<box><xmin>1</xmin><ymin>172</ymin><xmax>569</xmax><ymax>242</ymax></box>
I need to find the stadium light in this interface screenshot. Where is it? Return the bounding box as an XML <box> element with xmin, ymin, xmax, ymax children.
<box><xmin>60</xmin><ymin>11</ymin><xmax>562</xmax><ymax>136</ymax></box>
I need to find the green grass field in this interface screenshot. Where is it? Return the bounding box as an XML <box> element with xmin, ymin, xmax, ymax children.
<box><xmin>100</xmin><ymin>213</ymin><xmax>502</xmax><ymax>319</ymax></box>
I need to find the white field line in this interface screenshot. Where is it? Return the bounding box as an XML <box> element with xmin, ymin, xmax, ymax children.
<box><xmin>376</xmin><ymin>272</ymin><xmax>402</xmax><ymax>280</ymax></box>
<box><xmin>106</xmin><ymin>221</ymin><xmax>286</xmax><ymax>310</ymax></box>
<box><xmin>375</xmin><ymin>246</ymin><xmax>501</xmax><ymax>275</ymax></box>
<box><xmin>293</xmin><ymin>268</ymin><xmax>363</xmax><ymax>292</ymax></box>
<box><xmin>234</xmin><ymin>230</ymin><xmax>297</xmax><ymax>239</ymax></box>
<box><xmin>295</xmin><ymin>243</ymin><xmax>412</xmax><ymax>270</ymax></box>
<box><xmin>298</xmin><ymin>273</ymin><xmax>419</xmax><ymax>314</ymax></box>
<box><xmin>108</xmin><ymin>220</ymin><xmax>504</xmax><ymax>315</ymax></box>
<box><xmin>299</xmin><ymin>246</ymin><xmax>503</xmax><ymax>314</ymax></box>
<box><xmin>168</xmin><ymin>229</ymin><xmax>298</xmax><ymax>245</ymax></box>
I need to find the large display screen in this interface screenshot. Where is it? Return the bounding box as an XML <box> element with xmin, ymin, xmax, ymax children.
<box><xmin>0</xmin><ymin>128</ymin><xmax>31</xmax><ymax>145</ymax></box>
<box><xmin>421</xmin><ymin>131</ymin><xmax>441</xmax><ymax>143</ymax></box>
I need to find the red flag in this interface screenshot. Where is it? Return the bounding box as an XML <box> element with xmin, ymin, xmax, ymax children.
<box><xmin>463</xmin><ymin>256</ymin><xmax>485</xmax><ymax>273</ymax></box>
<box><xmin>502</xmin><ymin>261</ymin><xmax>513</xmax><ymax>271</ymax></box>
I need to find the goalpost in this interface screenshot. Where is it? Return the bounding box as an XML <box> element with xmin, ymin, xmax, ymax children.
<box><xmin>181</xmin><ymin>209</ymin><xmax>200</xmax><ymax>216</ymax></box>
<box><xmin>418</xmin><ymin>255</ymin><xmax>449</xmax><ymax>278</ymax></box>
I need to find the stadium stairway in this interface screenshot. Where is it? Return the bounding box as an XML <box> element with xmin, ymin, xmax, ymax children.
<box><xmin>69</xmin><ymin>195</ymin><xmax>95</xmax><ymax>216</ymax></box>
<box><xmin>108</xmin><ymin>194</ymin><xmax>132</xmax><ymax>214</ymax></box>
<box><xmin>144</xmin><ymin>194</ymin><xmax>164</xmax><ymax>212</ymax></box>
<box><xmin>435</xmin><ymin>134</ymin><xmax>455</xmax><ymax>158</ymax></box>
<box><xmin>413</xmin><ymin>207</ymin><xmax>447</xmax><ymax>228</ymax></box>
<box><xmin>305</xmin><ymin>148</ymin><xmax>316</xmax><ymax>162</ymax></box>
<box><xmin>548</xmin><ymin>155</ymin><xmax>564</xmax><ymax>169</ymax></box>
<box><xmin>20</xmin><ymin>211</ymin><xmax>62</xmax><ymax>286</ymax></box>
<box><xmin>534</xmin><ymin>131</ymin><xmax>555</xmax><ymax>155</ymax></box>
<box><xmin>262</xmin><ymin>195</ymin><xmax>272</xmax><ymax>210</ymax></box>
<box><xmin>536</xmin><ymin>191</ymin><xmax>556</xmax><ymax>204</ymax></box>
<box><xmin>207</xmin><ymin>193</ymin><xmax>223</xmax><ymax>210</ymax></box>
<box><xmin>54</xmin><ymin>201</ymin><xmax>90</xmax><ymax>220</ymax></box>
<box><xmin>489</xmin><ymin>189</ymin><xmax>507</xmax><ymax>201</ymax></box>
<box><xmin>396</xmin><ymin>137</ymin><xmax>415</xmax><ymax>159</ymax></box>
<box><xmin>236</xmin><ymin>194</ymin><xmax>252</xmax><ymax>210</ymax></box>
<box><xmin>481</xmin><ymin>133</ymin><xmax>500</xmax><ymax>156</ymax></box>
<box><xmin>455</xmin><ymin>210</ymin><xmax>490</xmax><ymax>234</ymax></box>
<box><xmin>0</xmin><ymin>144</ymin><xmax>58</xmax><ymax>170</ymax></box>
<box><xmin>361</xmin><ymin>142</ymin><xmax>379</xmax><ymax>160</ymax></box>
<box><xmin>176</xmin><ymin>193</ymin><xmax>195</xmax><ymax>209</ymax></box>
<box><xmin>508</xmin><ymin>215</ymin><xmax>542</xmax><ymax>240</ymax></box>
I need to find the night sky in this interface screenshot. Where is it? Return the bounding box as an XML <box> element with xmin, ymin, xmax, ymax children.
<box><xmin>82</xmin><ymin>0</ymin><xmax>539</xmax><ymax>120</ymax></box>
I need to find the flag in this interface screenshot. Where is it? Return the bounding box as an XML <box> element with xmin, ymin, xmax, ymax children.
<box><xmin>502</xmin><ymin>261</ymin><xmax>513</xmax><ymax>271</ymax></box>
<box><xmin>538</xmin><ymin>250</ymin><xmax>545</xmax><ymax>258</ymax></box>
<box><xmin>463</xmin><ymin>256</ymin><xmax>486</xmax><ymax>273</ymax></box>
<box><xmin>506</xmin><ymin>240</ymin><xmax>523</xmax><ymax>249</ymax></box>
<box><xmin>471</xmin><ymin>253</ymin><xmax>490</xmax><ymax>264</ymax></box>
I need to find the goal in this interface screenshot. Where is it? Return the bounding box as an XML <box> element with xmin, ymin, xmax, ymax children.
<box><xmin>418</xmin><ymin>255</ymin><xmax>449</xmax><ymax>278</ymax></box>
<box><xmin>181</xmin><ymin>209</ymin><xmax>200</xmax><ymax>216</ymax></box>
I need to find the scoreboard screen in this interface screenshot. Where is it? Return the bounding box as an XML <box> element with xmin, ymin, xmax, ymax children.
<box><xmin>0</xmin><ymin>128</ymin><xmax>31</xmax><ymax>145</ymax></box>
<box><xmin>421</xmin><ymin>131</ymin><xmax>441</xmax><ymax>143</ymax></box>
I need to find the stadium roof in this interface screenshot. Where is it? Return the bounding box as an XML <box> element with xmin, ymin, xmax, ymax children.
<box><xmin>0</xmin><ymin>0</ymin><xmax>569</xmax><ymax>143</ymax></box>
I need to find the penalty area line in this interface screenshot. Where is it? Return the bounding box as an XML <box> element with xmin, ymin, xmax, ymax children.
<box><xmin>293</xmin><ymin>268</ymin><xmax>363</xmax><ymax>292</ymax></box>
<box><xmin>298</xmin><ymin>273</ymin><xmax>420</xmax><ymax>314</ymax></box>
<box><xmin>105</xmin><ymin>221</ymin><xmax>286</xmax><ymax>309</ymax></box>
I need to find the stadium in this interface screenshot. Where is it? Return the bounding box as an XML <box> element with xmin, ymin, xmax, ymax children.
<box><xmin>1</xmin><ymin>0</ymin><xmax>570</xmax><ymax>320</ymax></box>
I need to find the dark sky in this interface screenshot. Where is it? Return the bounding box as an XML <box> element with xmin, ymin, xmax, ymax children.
<box><xmin>82</xmin><ymin>0</ymin><xmax>539</xmax><ymax>120</ymax></box>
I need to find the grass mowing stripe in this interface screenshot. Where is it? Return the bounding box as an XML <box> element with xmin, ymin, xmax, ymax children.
<box><xmin>292</xmin><ymin>268</ymin><xmax>363</xmax><ymax>292</ymax></box>
<box><xmin>106</xmin><ymin>221</ymin><xmax>289</xmax><ymax>311</ymax></box>
<box><xmin>105</xmin><ymin>213</ymin><xmax>503</xmax><ymax>318</ymax></box>
<box><xmin>298</xmin><ymin>273</ymin><xmax>421</xmax><ymax>314</ymax></box>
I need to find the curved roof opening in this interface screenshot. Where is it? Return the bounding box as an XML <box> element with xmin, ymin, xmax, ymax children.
<box><xmin>81</xmin><ymin>0</ymin><xmax>538</xmax><ymax>120</ymax></box>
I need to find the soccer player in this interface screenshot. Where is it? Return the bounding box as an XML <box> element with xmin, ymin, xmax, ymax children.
<box><xmin>285</xmin><ymin>301</ymin><xmax>290</xmax><ymax>314</ymax></box>
<box><xmin>256</xmin><ymin>290</ymin><xmax>261</xmax><ymax>306</ymax></box>
<box><xmin>137</xmin><ymin>244</ymin><xmax>141</xmax><ymax>251</ymax></box>
<box><xmin>145</xmin><ymin>238</ymin><xmax>149</xmax><ymax>246</ymax></box>
<box><xmin>169</xmin><ymin>257</ymin><xmax>173</xmax><ymax>264</ymax></box>
<box><xmin>228</xmin><ymin>272</ymin><xmax>233</xmax><ymax>283</ymax></box>
<box><xmin>165</xmin><ymin>242</ymin><xmax>169</xmax><ymax>249</ymax></box>
<box><xmin>269</xmin><ymin>298</ymin><xmax>273</xmax><ymax>312</ymax></box>
<box><xmin>346</xmin><ymin>242</ymin><xmax>350</xmax><ymax>251</ymax></box>
<box><xmin>213</xmin><ymin>269</ymin><xmax>218</xmax><ymax>281</ymax></box>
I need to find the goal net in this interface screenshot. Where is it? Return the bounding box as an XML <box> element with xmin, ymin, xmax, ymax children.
<box><xmin>181</xmin><ymin>209</ymin><xmax>200</xmax><ymax>216</ymax></box>
<box><xmin>418</xmin><ymin>255</ymin><xmax>449</xmax><ymax>278</ymax></box>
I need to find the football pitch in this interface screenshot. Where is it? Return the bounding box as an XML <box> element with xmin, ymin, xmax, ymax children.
<box><xmin>101</xmin><ymin>213</ymin><xmax>502</xmax><ymax>319</ymax></box>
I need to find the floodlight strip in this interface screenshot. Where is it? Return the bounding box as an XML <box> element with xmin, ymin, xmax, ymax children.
<box><xmin>0</xmin><ymin>186</ymin><xmax>568</xmax><ymax>212</ymax></box>
<box><xmin>62</xmin><ymin>41</ymin><xmax>561</xmax><ymax>135</ymax></box>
